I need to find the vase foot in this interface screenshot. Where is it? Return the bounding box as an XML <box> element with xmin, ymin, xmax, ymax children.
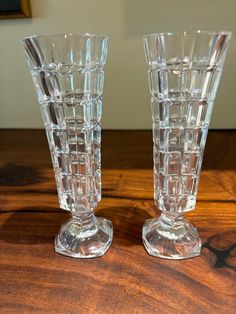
<box><xmin>55</xmin><ymin>217</ymin><xmax>113</xmax><ymax>258</ymax></box>
<box><xmin>142</xmin><ymin>213</ymin><xmax>201</xmax><ymax>260</ymax></box>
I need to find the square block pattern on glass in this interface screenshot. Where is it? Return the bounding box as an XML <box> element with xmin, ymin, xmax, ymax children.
<box><xmin>150</xmin><ymin>56</ymin><xmax>221</xmax><ymax>213</ymax></box>
<box><xmin>33</xmin><ymin>66</ymin><xmax>104</xmax><ymax>214</ymax></box>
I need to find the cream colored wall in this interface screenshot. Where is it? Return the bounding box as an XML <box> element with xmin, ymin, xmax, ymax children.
<box><xmin>0</xmin><ymin>0</ymin><xmax>235</xmax><ymax>129</ymax></box>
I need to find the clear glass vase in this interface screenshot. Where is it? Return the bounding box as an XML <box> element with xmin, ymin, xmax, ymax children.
<box><xmin>143</xmin><ymin>31</ymin><xmax>231</xmax><ymax>259</ymax></box>
<box><xmin>22</xmin><ymin>33</ymin><xmax>113</xmax><ymax>258</ymax></box>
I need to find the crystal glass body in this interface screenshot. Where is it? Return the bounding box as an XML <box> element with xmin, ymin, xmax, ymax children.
<box><xmin>143</xmin><ymin>31</ymin><xmax>231</xmax><ymax>259</ymax></box>
<box><xmin>22</xmin><ymin>33</ymin><xmax>113</xmax><ymax>258</ymax></box>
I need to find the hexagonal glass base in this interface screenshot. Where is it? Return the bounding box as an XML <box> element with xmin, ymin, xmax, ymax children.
<box><xmin>55</xmin><ymin>216</ymin><xmax>113</xmax><ymax>258</ymax></box>
<box><xmin>142</xmin><ymin>213</ymin><xmax>201</xmax><ymax>260</ymax></box>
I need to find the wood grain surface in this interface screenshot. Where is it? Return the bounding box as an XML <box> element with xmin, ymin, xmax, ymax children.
<box><xmin>0</xmin><ymin>130</ymin><xmax>235</xmax><ymax>314</ymax></box>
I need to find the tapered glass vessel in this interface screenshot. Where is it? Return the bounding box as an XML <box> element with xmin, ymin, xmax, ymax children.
<box><xmin>22</xmin><ymin>33</ymin><xmax>113</xmax><ymax>258</ymax></box>
<box><xmin>143</xmin><ymin>31</ymin><xmax>231</xmax><ymax>259</ymax></box>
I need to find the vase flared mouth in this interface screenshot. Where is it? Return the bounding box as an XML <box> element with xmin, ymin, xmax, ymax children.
<box><xmin>21</xmin><ymin>33</ymin><xmax>108</xmax><ymax>42</ymax></box>
<box><xmin>143</xmin><ymin>30</ymin><xmax>232</xmax><ymax>39</ymax></box>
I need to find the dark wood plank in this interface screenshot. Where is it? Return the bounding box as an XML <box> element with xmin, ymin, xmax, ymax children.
<box><xmin>1</xmin><ymin>129</ymin><xmax>236</xmax><ymax>170</ymax></box>
<box><xmin>0</xmin><ymin>130</ymin><xmax>236</xmax><ymax>313</ymax></box>
<box><xmin>0</xmin><ymin>168</ymin><xmax>235</xmax><ymax>213</ymax></box>
<box><xmin>0</xmin><ymin>205</ymin><xmax>235</xmax><ymax>314</ymax></box>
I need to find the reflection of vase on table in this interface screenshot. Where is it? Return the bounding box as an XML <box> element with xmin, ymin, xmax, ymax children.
<box><xmin>143</xmin><ymin>31</ymin><xmax>231</xmax><ymax>259</ymax></box>
<box><xmin>22</xmin><ymin>33</ymin><xmax>113</xmax><ymax>258</ymax></box>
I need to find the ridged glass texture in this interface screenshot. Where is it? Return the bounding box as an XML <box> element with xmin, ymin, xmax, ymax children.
<box><xmin>22</xmin><ymin>34</ymin><xmax>113</xmax><ymax>258</ymax></box>
<box><xmin>143</xmin><ymin>31</ymin><xmax>231</xmax><ymax>259</ymax></box>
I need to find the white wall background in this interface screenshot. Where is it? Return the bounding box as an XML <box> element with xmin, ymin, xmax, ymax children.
<box><xmin>0</xmin><ymin>0</ymin><xmax>235</xmax><ymax>129</ymax></box>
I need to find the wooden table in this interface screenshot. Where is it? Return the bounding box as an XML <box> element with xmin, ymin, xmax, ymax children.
<box><xmin>0</xmin><ymin>130</ymin><xmax>235</xmax><ymax>313</ymax></box>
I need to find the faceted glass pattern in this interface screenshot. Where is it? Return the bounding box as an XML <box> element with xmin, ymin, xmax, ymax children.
<box><xmin>143</xmin><ymin>31</ymin><xmax>231</xmax><ymax>259</ymax></box>
<box><xmin>22</xmin><ymin>34</ymin><xmax>113</xmax><ymax>258</ymax></box>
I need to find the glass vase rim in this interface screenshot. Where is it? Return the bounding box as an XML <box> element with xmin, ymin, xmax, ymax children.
<box><xmin>143</xmin><ymin>30</ymin><xmax>232</xmax><ymax>39</ymax></box>
<box><xmin>21</xmin><ymin>32</ymin><xmax>108</xmax><ymax>42</ymax></box>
